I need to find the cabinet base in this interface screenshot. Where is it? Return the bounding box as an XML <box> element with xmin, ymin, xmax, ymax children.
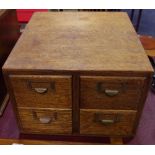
<box><xmin>20</xmin><ymin>133</ymin><xmax>132</xmax><ymax>144</ymax></box>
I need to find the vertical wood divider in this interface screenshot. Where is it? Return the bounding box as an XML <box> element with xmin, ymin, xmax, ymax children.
<box><xmin>72</xmin><ymin>74</ymin><xmax>80</xmax><ymax>134</ymax></box>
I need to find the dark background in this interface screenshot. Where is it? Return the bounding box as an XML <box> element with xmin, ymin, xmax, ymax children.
<box><xmin>124</xmin><ymin>9</ymin><xmax>155</xmax><ymax>37</ymax></box>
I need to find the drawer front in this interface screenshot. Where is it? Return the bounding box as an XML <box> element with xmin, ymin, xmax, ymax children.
<box><xmin>10</xmin><ymin>75</ymin><xmax>72</xmax><ymax>108</ymax></box>
<box><xmin>80</xmin><ymin>76</ymin><xmax>145</xmax><ymax>110</ymax></box>
<box><xmin>80</xmin><ymin>109</ymin><xmax>137</xmax><ymax>136</ymax></box>
<box><xmin>18</xmin><ymin>108</ymin><xmax>72</xmax><ymax>134</ymax></box>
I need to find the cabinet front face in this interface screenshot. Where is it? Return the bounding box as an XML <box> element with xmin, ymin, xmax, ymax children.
<box><xmin>80</xmin><ymin>109</ymin><xmax>137</xmax><ymax>136</ymax></box>
<box><xmin>10</xmin><ymin>75</ymin><xmax>72</xmax><ymax>108</ymax></box>
<box><xmin>18</xmin><ymin>108</ymin><xmax>72</xmax><ymax>134</ymax></box>
<box><xmin>8</xmin><ymin>74</ymin><xmax>148</xmax><ymax>137</ymax></box>
<box><xmin>79</xmin><ymin>75</ymin><xmax>146</xmax><ymax>136</ymax></box>
<box><xmin>80</xmin><ymin>76</ymin><xmax>145</xmax><ymax>110</ymax></box>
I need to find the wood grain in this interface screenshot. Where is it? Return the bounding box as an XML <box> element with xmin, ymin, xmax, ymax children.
<box><xmin>2</xmin><ymin>12</ymin><xmax>153</xmax><ymax>140</ymax></box>
<box><xmin>0</xmin><ymin>138</ymin><xmax>100</xmax><ymax>145</ymax></box>
<box><xmin>0</xmin><ymin>10</ymin><xmax>7</xmax><ymax>17</ymax></box>
<box><xmin>10</xmin><ymin>75</ymin><xmax>72</xmax><ymax>108</ymax></box>
<box><xmin>0</xmin><ymin>93</ymin><xmax>9</xmax><ymax>116</ymax></box>
<box><xmin>18</xmin><ymin>108</ymin><xmax>72</xmax><ymax>135</ymax></box>
<box><xmin>80</xmin><ymin>76</ymin><xmax>145</xmax><ymax>109</ymax></box>
<box><xmin>72</xmin><ymin>74</ymin><xmax>80</xmax><ymax>133</ymax></box>
<box><xmin>80</xmin><ymin>109</ymin><xmax>137</xmax><ymax>136</ymax></box>
<box><xmin>110</xmin><ymin>137</ymin><xmax>123</xmax><ymax>144</ymax></box>
<box><xmin>3</xmin><ymin>12</ymin><xmax>153</xmax><ymax>73</ymax></box>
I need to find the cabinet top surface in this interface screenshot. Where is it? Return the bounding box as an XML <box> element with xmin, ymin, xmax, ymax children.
<box><xmin>3</xmin><ymin>12</ymin><xmax>153</xmax><ymax>73</ymax></box>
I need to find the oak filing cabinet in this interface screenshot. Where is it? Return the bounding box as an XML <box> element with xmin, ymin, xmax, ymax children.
<box><xmin>3</xmin><ymin>12</ymin><xmax>153</xmax><ymax>142</ymax></box>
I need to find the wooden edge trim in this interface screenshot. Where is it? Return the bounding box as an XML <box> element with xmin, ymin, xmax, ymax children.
<box><xmin>110</xmin><ymin>137</ymin><xmax>123</xmax><ymax>145</ymax></box>
<box><xmin>72</xmin><ymin>74</ymin><xmax>80</xmax><ymax>134</ymax></box>
<box><xmin>0</xmin><ymin>138</ymin><xmax>101</xmax><ymax>145</ymax></box>
<box><xmin>0</xmin><ymin>94</ymin><xmax>9</xmax><ymax>116</ymax></box>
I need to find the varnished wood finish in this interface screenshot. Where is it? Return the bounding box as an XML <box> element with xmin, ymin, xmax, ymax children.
<box><xmin>0</xmin><ymin>10</ymin><xmax>7</xmax><ymax>16</ymax></box>
<box><xmin>80</xmin><ymin>109</ymin><xmax>137</xmax><ymax>136</ymax></box>
<box><xmin>0</xmin><ymin>94</ymin><xmax>9</xmax><ymax>116</ymax></box>
<box><xmin>0</xmin><ymin>138</ymin><xmax>100</xmax><ymax>144</ymax></box>
<box><xmin>2</xmin><ymin>12</ymin><xmax>153</xmax><ymax>141</ymax></box>
<box><xmin>80</xmin><ymin>76</ymin><xmax>145</xmax><ymax>109</ymax></box>
<box><xmin>3</xmin><ymin>12</ymin><xmax>153</xmax><ymax>73</ymax></box>
<box><xmin>18</xmin><ymin>108</ymin><xmax>72</xmax><ymax>134</ymax></box>
<box><xmin>72</xmin><ymin>74</ymin><xmax>80</xmax><ymax>133</ymax></box>
<box><xmin>10</xmin><ymin>75</ymin><xmax>72</xmax><ymax>108</ymax></box>
<box><xmin>110</xmin><ymin>137</ymin><xmax>123</xmax><ymax>144</ymax></box>
<box><xmin>0</xmin><ymin>9</ymin><xmax>20</xmax><ymax>114</ymax></box>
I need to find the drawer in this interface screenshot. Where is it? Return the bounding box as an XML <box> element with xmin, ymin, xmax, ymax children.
<box><xmin>18</xmin><ymin>108</ymin><xmax>72</xmax><ymax>134</ymax></box>
<box><xmin>80</xmin><ymin>76</ymin><xmax>145</xmax><ymax>110</ymax></box>
<box><xmin>80</xmin><ymin>109</ymin><xmax>137</xmax><ymax>136</ymax></box>
<box><xmin>10</xmin><ymin>75</ymin><xmax>72</xmax><ymax>108</ymax></box>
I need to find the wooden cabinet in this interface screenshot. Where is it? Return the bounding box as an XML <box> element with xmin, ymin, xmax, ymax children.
<box><xmin>3</xmin><ymin>12</ymin><xmax>153</xmax><ymax>139</ymax></box>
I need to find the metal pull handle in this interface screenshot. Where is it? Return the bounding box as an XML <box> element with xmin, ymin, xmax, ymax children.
<box><xmin>100</xmin><ymin>119</ymin><xmax>115</xmax><ymax>125</ymax></box>
<box><xmin>28</xmin><ymin>81</ymin><xmax>55</xmax><ymax>94</ymax></box>
<box><xmin>96</xmin><ymin>82</ymin><xmax>125</xmax><ymax>97</ymax></box>
<box><xmin>104</xmin><ymin>89</ymin><xmax>119</xmax><ymax>97</ymax></box>
<box><xmin>94</xmin><ymin>113</ymin><xmax>120</xmax><ymax>125</ymax></box>
<box><xmin>34</xmin><ymin>88</ymin><xmax>48</xmax><ymax>94</ymax></box>
<box><xmin>39</xmin><ymin>117</ymin><xmax>51</xmax><ymax>124</ymax></box>
<box><xmin>32</xmin><ymin>111</ymin><xmax>57</xmax><ymax>124</ymax></box>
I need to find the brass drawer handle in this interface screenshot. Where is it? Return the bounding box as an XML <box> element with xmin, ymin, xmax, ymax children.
<box><xmin>34</xmin><ymin>87</ymin><xmax>48</xmax><ymax>94</ymax></box>
<box><xmin>96</xmin><ymin>82</ymin><xmax>126</xmax><ymax>97</ymax></box>
<box><xmin>39</xmin><ymin>117</ymin><xmax>52</xmax><ymax>124</ymax></box>
<box><xmin>94</xmin><ymin>113</ymin><xmax>120</xmax><ymax>125</ymax></box>
<box><xmin>28</xmin><ymin>81</ymin><xmax>55</xmax><ymax>94</ymax></box>
<box><xmin>104</xmin><ymin>89</ymin><xmax>119</xmax><ymax>97</ymax></box>
<box><xmin>32</xmin><ymin>111</ymin><xmax>57</xmax><ymax>124</ymax></box>
<box><xmin>100</xmin><ymin>119</ymin><xmax>115</xmax><ymax>125</ymax></box>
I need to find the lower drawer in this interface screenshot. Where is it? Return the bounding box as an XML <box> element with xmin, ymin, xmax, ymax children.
<box><xmin>18</xmin><ymin>108</ymin><xmax>72</xmax><ymax>135</ymax></box>
<box><xmin>80</xmin><ymin>109</ymin><xmax>137</xmax><ymax>136</ymax></box>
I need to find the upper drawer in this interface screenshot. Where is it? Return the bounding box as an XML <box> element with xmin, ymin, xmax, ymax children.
<box><xmin>10</xmin><ymin>75</ymin><xmax>72</xmax><ymax>108</ymax></box>
<box><xmin>80</xmin><ymin>76</ymin><xmax>145</xmax><ymax>110</ymax></box>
